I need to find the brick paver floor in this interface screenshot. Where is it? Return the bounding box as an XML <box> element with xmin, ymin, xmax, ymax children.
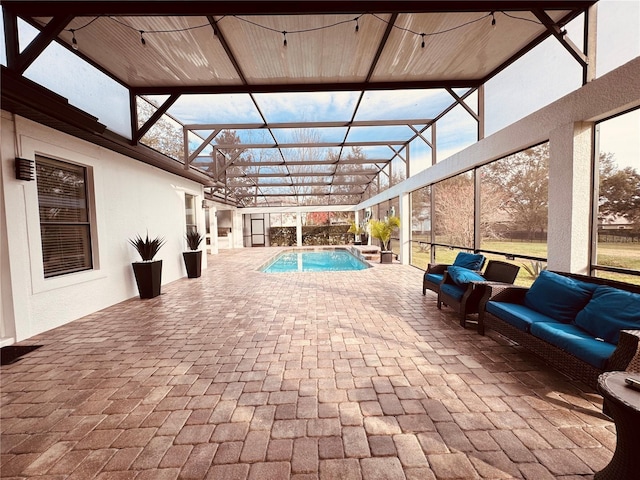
<box><xmin>1</xmin><ymin>248</ymin><xmax>615</xmax><ymax>479</ymax></box>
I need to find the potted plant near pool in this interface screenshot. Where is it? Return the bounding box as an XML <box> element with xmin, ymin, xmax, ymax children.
<box><xmin>129</xmin><ymin>233</ymin><xmax>165</xmax><ymax>298</ymax></box>
<box><xmin>183</xmin><ymin>229</ymin><xmax>204</xmax><ymax>278</ymax></box>
<box><xmin>369</xmin><ymin>216</ymin><xmax>400</xmax><ymax>263</ymax></box>
<box><xmin>347</xmin><ymin>220</ymin><xmax>365</xmax><ymax>245</ymax></box>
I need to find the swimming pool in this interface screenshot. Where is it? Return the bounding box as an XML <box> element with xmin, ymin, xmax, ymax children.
<box><xmin>261</xmin><ymin>249</ymin><xmax>370</xmax><ymax>273</ymax></box>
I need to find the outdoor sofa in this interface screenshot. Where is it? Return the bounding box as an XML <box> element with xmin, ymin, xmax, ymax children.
<box><xmin>478</xmin><ymin>270</ymin><xmax>640</xmax><ymax>389</ymax></box>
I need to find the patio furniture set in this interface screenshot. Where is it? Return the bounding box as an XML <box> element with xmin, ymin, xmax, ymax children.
<box><xmin>423</xmin><ymin>252</ymin><xmax>640</xmax><ymax>479</ymax></box>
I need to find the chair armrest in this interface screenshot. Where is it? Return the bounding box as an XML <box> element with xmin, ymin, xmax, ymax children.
<box><xmin>476</xmin><ymin>284</ymin><xmax>528</xmax><ymax>335</ymax></box>
<box><xmin>607</xmin><ymin>330</ymin><xmax>640</xmax><ymax>372</ymax></box>
<box><xmin>426</xmin><ymin>263</ymin><xmax>451</xmax><ymax>274</ymax></box>
<box><xmin>483</xmin><ymin>285</ymin><xmax>529</xmax><ymax>304</ymax></box>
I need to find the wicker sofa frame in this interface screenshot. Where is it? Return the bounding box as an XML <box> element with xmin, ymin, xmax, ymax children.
<box><xmin>478</xmin><ymin>272</ymin><xmax>640</xmax><ymax>390</ymax></box>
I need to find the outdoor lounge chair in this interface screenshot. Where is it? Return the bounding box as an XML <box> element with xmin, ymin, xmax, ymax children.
<box><xmin>437</xmin><ymin>259</ymin><xmax>520</xmax><ymax>329</ymax></box>
<box><xmin>422</xmin><ymin>252</ymin><xmax>486</xmax><ymax>296</ymax></box>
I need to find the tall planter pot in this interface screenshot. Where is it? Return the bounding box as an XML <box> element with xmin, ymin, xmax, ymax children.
<box><xmin>132</xmin><ymin>260</ymin><xmax>162</xmax><ymax>298</ymax></box>
<box><xmin>183</xmin><ymin>250</ymin><xmax>202</xmax><ymax>278</ymax></box>
<box><xmin>380</xmin><ymin>251</ymin><xmax>394</xmax><ymax>264</ymax></box>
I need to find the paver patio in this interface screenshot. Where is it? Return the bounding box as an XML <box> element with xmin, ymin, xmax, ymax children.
<box><xmin>1</xmin><ymin>248</ymin><xmax>615</xmax><ymax>479</ymax></box>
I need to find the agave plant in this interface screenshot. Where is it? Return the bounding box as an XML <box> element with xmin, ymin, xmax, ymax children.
<box><xmin>185</xmin><ymin>230</ymin><xmax>204</xmax><ymax>251</ymax></box>
<box><xmin>369</xmin><ymin>216</ymin><xmax>401</xmax><ymax>251</ymax></box>
<box><xmin>129</xmin><ymin>233</ymin><xmax>166</xmax><ymax>261</ymax></box>
<box><xmin>521</xmin><ymin>260</ymin><xmax>547</xmax><ymax>279</ymax></box>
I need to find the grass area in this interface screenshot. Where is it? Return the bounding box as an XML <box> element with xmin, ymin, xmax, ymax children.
<box><xmin>411</xmin><ymin>239</ymin><xmax>640</xmax><ymax>287</ymax></box>
<box><xmin>597</xmin><ymin>242</ymin><xmax>640</xmax><ymax>270</ymax></box>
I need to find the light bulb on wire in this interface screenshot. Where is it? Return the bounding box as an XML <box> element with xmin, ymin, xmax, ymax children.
<box><xmin>71</xmin><ymin>29</ymin><xmax>78</xmax><ymax>50</ymax></box>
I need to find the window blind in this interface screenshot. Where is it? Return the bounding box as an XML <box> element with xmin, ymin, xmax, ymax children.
<box><xmin>36</xmin><ymin>156</ymin><xmax>92</xmax><ymax>277</ymax></box>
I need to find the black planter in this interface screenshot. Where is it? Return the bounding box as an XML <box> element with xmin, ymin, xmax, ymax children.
<box><xmin>380</xmin><ymin>251</ymin><xmax>394</xmax><ymax>264</ymax></box>
<box><xmin>132</xmin><ymin>260</ymin><xmax>162</xmax><ymax>298</ymax></box>
<box><xmin>183</xmin><ymin>250</ymin><xmax>202</xmax><ymax>278</ymax></box>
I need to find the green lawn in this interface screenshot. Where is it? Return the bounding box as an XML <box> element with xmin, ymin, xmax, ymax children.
<box><xmin>411</xmin><ymin>239</ymin><xmax>640</xmax><ymax>286</ymax></box>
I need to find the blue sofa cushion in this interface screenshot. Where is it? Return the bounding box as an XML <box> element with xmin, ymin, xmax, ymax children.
<box><xmin>530</xmin><ymin>322</ymin><xmax>616</xmax><ymax>369</ymax></box>
<box><xmin>524</xmin><ymin>271</ymin><xmax>596</xmax><ymax>323</ymax></box>
<box><xmin>574</xmin><ymin>285</ymin><xmax>640</xmax><ymax>344</ymax></box>
<box><xmin>453</xmin><ymin>252</ymin><xmax>485</xmax><ymax>271</ymax></box>
<box><xmin>440</xmin><ymin>283</ymin><xmax>466</xmax><ymax>301</ymax></box>
<box><xmin>486</xmin><ymin>301</ymin><xmax>560</xmax><ymax>332</ymax></box>
<box><xmin>448</xmin><ymin>266</ymin><xmax>486</xmax><ymax>286</ymax></box>
<box><xmin>424</xmin><ymin>273</ymin><xmax>444</xmax><ymax>286</ymax></box>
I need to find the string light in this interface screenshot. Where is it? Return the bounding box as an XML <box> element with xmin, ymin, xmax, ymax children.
<box><xmin>63</xmin><ymin>11</ymin><xmax>551</xmax><ymax>52</ymax></box>
<box><xmin>70</xmin><ymin>29</ymin><xmax>78</xmax><ymax>50</ymax></box>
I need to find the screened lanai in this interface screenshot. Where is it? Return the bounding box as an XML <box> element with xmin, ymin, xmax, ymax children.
<box><xmin>1</xmin><ymin>0</ymin><xmax>639</xmax><ymax>337</ymax></box>
<box><xmin>2</xmin><ymin>0</ymin><xmax>596</xmax><ymax>209</ymax></box>
<box><xmin>2</xmin><ymin>2</ymin><xmax>640</xmax><ymax>480</ymax></box>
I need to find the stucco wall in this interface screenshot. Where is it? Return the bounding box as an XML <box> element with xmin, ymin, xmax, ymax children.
<box><xmin>1</xmin><ymin>112</ymin><xmax>206</xmax><ymax>341</ymax></box>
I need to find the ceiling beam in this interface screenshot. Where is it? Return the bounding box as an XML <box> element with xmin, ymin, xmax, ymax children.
<box><xmin>185</xmin><ymin>119</ymin><xmax>434</xmax><ymax>130</ymax></box>
<box><xmin>230</xmin><ymin>158</ymin><xmax>391</xmax><ymax>167</ymax></box>
<box><xmin>134</xmin><ymin>93</ymin><xmax>180</xmax><ymax>144</ymax></box>
<box><xmin>131</xmin><ymin>80</ymin><xmax>480</xmax><ymax>96</ymax></box>
<box><xmin>234</xmin><ymin>191</ymin><xmax>365</xmax><ymax>198</ymax></box>
<box><xmin>227</xmin><ymin>180</ymin><xmax>370</xmax><ymax>188</ymax></box>
<box><xmin>237</xmin><ymin>171</ymin><xmax>378</xmax><ymax>178</ymax></box>
<box><xmin>480</xmin><ymin>9</ymin><xmax>582</xmax><ymax>84</ymax></box>
<box><xmin>214</xmin><ymin>141</ymin><xmax>406</xmax><ymax>149</ymax></box>
<box><xmin>533</xmin><ymin>9</ymin><xmax>588</xmax><ymax>67</ymax></box>
<box><xmin>2</xmin><ymin>1</ymin><xmax>596</xmax><ymax>16</ymax></box>
<box><xmin>15</xmin><ymin>15</ymin><xmax>74</xmax><ymax>74</ymax></box>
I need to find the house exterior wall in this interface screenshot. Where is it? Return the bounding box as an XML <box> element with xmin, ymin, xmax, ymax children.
<box><xmin>0</xmin><ymin>112</ymin><xmax>206</xmax><ymax>342</ymax></box>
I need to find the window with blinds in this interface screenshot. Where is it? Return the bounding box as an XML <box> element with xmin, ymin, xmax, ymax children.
<box><xmin>185</xmin><ymin>194</ymin><xmax>196</xmax><ymax>234</ymax></box>
<box><xmin>36</xmin><ymin>155</ymin><xmax>92</xmax><ymax>277</ymax></box>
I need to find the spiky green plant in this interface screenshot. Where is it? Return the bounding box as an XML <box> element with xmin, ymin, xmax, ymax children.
<box><xmin>129</xmin><ymin>233</ymin><xmax>166</xmax><ymax>261</ymax></box>
<box><xmin>521</xmin><ymin>260</ymin><xmax>547</xmax><ymax>279</ymax></box>
<box><xmin>185</xmin><ymin>230</ymin><xmax>204</xmax><ymax>251</ymax></box>
<box><xmin>369</xmin><ymin>216</ymin><xmax>401</xmax><ymax>251</ymax></box>
<box><xmin>347</xmin><ymin>220</ymin><xmax>365</xmax><ymax>236</ymax></box>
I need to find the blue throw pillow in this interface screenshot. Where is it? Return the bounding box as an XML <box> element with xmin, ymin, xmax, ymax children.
<box><xmin>453</xmin><ymin>252</ymin><xmax>485</xmax><ymax>271</ymax></box>
<box><xmin>574</xmin><ymin>285</ymin><xmax>640</xmax><ymax>344</ymax></box>
<box><xmin>447</xmin><ymin>265</ymin><xmax>486</xmax><ymax>286</ymax></box>
<box><xmin>524</xmin><ymin>271</ymin><xmax>594</xmax><ymax>323</ymax></box>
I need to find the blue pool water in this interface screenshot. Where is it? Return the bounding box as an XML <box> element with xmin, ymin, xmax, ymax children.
<box><xmin>261</xmin><ymin>249</ymin><xmax>369</xmax><ymax>273</ymax></box>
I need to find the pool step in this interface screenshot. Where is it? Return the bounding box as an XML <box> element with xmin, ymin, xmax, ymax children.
<box><xmin>352</xmin><ymin>245</ymin><xmax>380</xmax><ymax>262</ymax></box>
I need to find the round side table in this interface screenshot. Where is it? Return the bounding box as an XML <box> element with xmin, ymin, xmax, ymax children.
<box><xmin>595</xmin><ymin>371</ymin><xmax>640</xmax><ymax>480</ymax></box>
